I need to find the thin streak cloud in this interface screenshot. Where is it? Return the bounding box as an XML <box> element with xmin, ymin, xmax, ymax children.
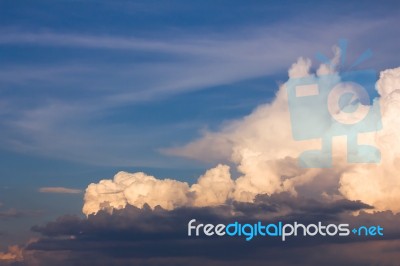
<box><xmin>38</xmin><ymin>187</ymin><xmax>82</xmax><ymax>194</ymax></box>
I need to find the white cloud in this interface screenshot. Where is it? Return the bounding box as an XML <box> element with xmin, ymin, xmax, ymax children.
<box><xmin>163</xmin><ymin>63</ymin><xmax>400</xmax><ymax>212</ymax></box>
<box><xmin>339</xmin><ymin>67</ymin><xmax>400</xmax><ymax>212</ymax></box>
<box><xmin>83</xmin><ymin>164</ymin><xmax>232</xmax><ymax>215</ymax></box>
<box><xmin>190</xmin><ymin>164</ymin><xmax>233</xmax><ymax>207</ymax></box>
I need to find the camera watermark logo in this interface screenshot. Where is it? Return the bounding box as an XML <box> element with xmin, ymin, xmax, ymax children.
<box><xmin>286</xmin><ymin>40</ymin><xmax>382</xmax><ymax>168</ymax></box>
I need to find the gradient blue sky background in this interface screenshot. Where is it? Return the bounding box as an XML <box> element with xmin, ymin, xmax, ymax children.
<box><xmin>0</xmin><ymin>0</ymin><xmax>399</xmax><ymax>247</ymax></box>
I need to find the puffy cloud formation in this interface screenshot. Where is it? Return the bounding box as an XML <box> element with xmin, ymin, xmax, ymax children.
<box><xmin>83</xmin><ymin>164</ymin><xmax>233</xmax><ymax>215</ymax></box>
<box><xmin>166</xmin><ymin>56</ymin><xmax>345</xmax><ymax>203</ymax></box>
<box><xmin>166</xmin><ymin>62</ymin><xmax>400</xmax><ymax>212</ymax></box>
<box><xmin>84</xmin><ymin>51</ymin><xmax>400</xmax><ymax>215</ymax></box>
<box><xmin>190</xmin><ymin>165</ymin><xmax>233</xmax><ymax>207</ymax></box>
<box><xmin>339</xmin><ymin>67</ymin><xmax>400</xmax><ymax>212</ymax></box>
<box><xmin>83</xmin><ymin>171</ymin><xmax>190</xmax><ymax>214</ymax></box>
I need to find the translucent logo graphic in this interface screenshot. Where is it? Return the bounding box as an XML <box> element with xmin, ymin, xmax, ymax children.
<box><xmin>286</xmin><ymin>40</ymin><xmax>382</xmax><ymax>168</ymax></box>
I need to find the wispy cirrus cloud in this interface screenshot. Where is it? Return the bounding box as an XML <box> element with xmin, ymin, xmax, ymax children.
<box><xmin>38</xmin><ymin>187</ymin><xmax>82</xmax><ymax>194</ymax></box>
<box><xmin>0</xmin><ymin>17</ymin><xmax>398</xmax><ymax>166</ymax></box>
<box><xmin>0</xmin><ymin>208</ymin><xmax>43</xmax><ymax>219</ymax></box>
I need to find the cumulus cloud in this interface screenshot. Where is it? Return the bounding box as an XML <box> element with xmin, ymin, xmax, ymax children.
<box><xmin>190</xmin><ymin>165</ymin><xmax>234</xmax><ymax>207</ymax></box>
<box><xmin>163</xmin><ymin>59</ymin><xmax>400</xmax><ymax>213</ymax></box>
<box><xmin>83</xmin><ymin>164</ymin><xmax>233</xmax><ymax>215</ymax></box>
<box><xmin>39</xmin><ymin>187</ymin><xmax>82</xmax><ymax>194</ymax></box>
<box><xmin>339</xmin><ymin>67</ymin><xmax>400</xmax><ymax>212</ymax></box>
<box><xmin>83</xmin><ymin>45</ymin><xmax>400</xmax><ymax>215</ymax></box>
<box><xmin>164</xmin><ymin>55</ymin><xmax>345</xmax><ymax>203</ymax></box>
<box><xmin>83</xmin><ymin>171</ymin><xmax>190</xmax><ymax>214</ymax></box>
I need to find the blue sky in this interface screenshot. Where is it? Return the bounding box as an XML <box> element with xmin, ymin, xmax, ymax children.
<box><xmin>0</xmin><ymin>0</ymin><xmax>399</xmax><ymax>248</ymax></box>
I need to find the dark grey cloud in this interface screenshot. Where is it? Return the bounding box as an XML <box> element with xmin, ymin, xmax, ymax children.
<box><xmin>20</xmin><ymin>193</ymin><xmax>400</xmax><ymax>265</ymax></box>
